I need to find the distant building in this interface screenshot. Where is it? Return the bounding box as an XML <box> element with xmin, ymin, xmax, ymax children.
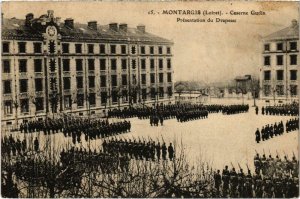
<box><xmin>260</xmin><ymin>19</ymin><xmax>299</xmax><ymax>102</ymax></box>
<box><xmin>1</xmin><ymin>10</ymin><xmax>174</xmax><ymax>126</ymax></box>
<box><xmin>235</xmin><ymin>75</ymin><xmax>252</xmax><ymax>94</ymax></box>
<box><xmin>174</xmin><ymin>91</ymin><xmax>208</xmax><ymax>104</ymax></box>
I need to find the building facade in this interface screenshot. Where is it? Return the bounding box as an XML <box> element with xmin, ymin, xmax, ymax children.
<box><xmin>260</xmin><ymin>19</ymin><xmax>299</xmax><ymax>103</ymax></box>
<box><xmin>1</xmin><ymin>10</ymin><xmax>174</xmax><ymax>126</ymax></box>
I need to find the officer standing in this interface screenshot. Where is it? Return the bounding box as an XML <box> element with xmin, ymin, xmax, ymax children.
<box><xmin>255</xmin><ymin>128</ymin><xmax>261</xmax><ymax>143</ymax></box>
<box><xmin>168</xmin><ymin>143</ymin><xmax>174</xmax><ymax>161</ymax></box>
<box><xmin>255</xmin><ymin>106</ymin><xmax>259</xmax><ymax>115</ymax></box>
<box><xmin>34</xmin><ymin>137</ymin><xmax>39</xmax><ymax>152</ymax></box>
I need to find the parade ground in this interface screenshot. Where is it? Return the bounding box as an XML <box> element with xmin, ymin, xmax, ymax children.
<box><xmin>5</xmin><ymin>99</ymin><xmax>299</xmax><ymax>172</ymax></box>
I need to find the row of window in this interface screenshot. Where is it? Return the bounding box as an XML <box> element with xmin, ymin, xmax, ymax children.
<box><xmin>2</xmin><ymin>41</ymin><xmax>172</xmax><ymax>55</ymax></box>
<box><xmin>263</xmin><ymin>70</ymin><xmax>297</xmax><ymax>81</ymax></box>
<box><xmin>263</xmin><ymin>85</ymin><xmax>298</xmax><ymax>96</ymax></box>
<box><xmin>2</xmin><ymin>58</ymin><xmax>172</xmax><ymax>74</ymax></box>
<box><xmin>63</xmin><ymin>44</ymin><xmax>171</xmax><ymax>55</ymax></box>
<box><xmin>62</xmin><ymin>58</ymin><xmax>171</xmax><ymax>72</ymax></box>
<box><xmin>3</xmin><ymin>87</ymin><xmax>173</xmax><ymax>115</ymax></box>
<box><xmin>264</xmin><ymin>55</ymin><xmax>298</xmax><ymax>66</ymax></box>
<box><xmin>2</xmin><ymin>73</ymin><xmax>172</xmax><ymax>94</ymax></box>
<box><xmin>264</xmin><ymin>41</ymin><xmax>298</xmax><ymax>52</ymax></box>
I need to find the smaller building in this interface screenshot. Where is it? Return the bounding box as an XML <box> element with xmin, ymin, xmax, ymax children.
<box><xmin>174</xmin><ymin>91</ymin><xmax>208</xmax><ymax>104</ymax></box>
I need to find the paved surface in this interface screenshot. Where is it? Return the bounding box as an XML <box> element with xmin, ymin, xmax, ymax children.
<box><xmin>4</xmin><ymin>99</ymin><xmax>298</xmax><ymax>172</ymax></box>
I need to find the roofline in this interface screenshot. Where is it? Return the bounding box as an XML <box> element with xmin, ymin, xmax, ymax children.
<box><xmin>2</xmin><ymin>35</ymin><xmax>174</xmax><ymax>45</ymax></box>
<box><xmin>262</xmin><ymin>36</ymin><xmax>299</xmax><ymax>41</ymax></box>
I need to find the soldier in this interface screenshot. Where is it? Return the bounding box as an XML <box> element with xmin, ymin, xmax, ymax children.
<box><xmin>222</xmin><ymin>165</ymin><xmax>230</xmax><ymax>196</ymax></box>
<box><xmin>214</xmin><ymin>170</ymin><xmax>221</xmax><ymax>193</ymax></box>
<box><xmin>160</xmin><ymin>116</ymin><xmax>164</xmax><ymax>126</ymax></box>
<box><xmin>261</xmin><ymin>154</ymin><xmax>267</xmax><ymax>176</ymax></box>
<box><xmin>168</xmin><ymin>143</ymin><xmax>174</xmax><ymax>161</ymax></box>
<box><xmin>263</xmin><ymin>175</ymin><xmax>273</xmax><ymax>198</ymax></box>
<box><xmin>291</xmin><ymin>155</ymin><xmax>299</xmax><ymax>177</ymax></box>
<box><xmin>261</xmin><ymin>126</ymin><xmax>265</xmax><ymax>141</ymax></box>
<box><xmin>244</xmin><ymin>170</ymin><xmax>253</xmax><ymax>197</ymax></box>
<box><xmin>254</xmin><ymin>154</ymin><xmax>261</xmax><ymax>174</ymax></box>
<box><xmin>156</xmin><ymin>142</ymin><xmax>161</xmax><ymax>160</ymax></box>
<box><xmin>230</xmin><ymin>167</ymin><xmax>238</xmax><ymax>197</ymax></box>
<box><xmin>255</xmin><ymin>106</ymin><xmax>259</xmax><ymax>115</ymax></box>
<box><xmin>162</xmin><ymin>143</ymin><xmax>167</xmax><ymax>160</ymax></box>
<box><xmin>253</xmin><ymin>171</ymin><xmax>263</xmax><ymax>198</ymax></box>
<box><xmin>274</xmin><ymin>175</ymin><xmax>283</xmax><ymax>198</ymax></box>
<box><xmin>262</xmin><ymin>106</ymin><xmax>265</xmax><ymax>115</ymax></box>
<box><xmin>255</xmin><ymin>128</ymin><xmax>260</xmax><ymax>143</ymax></box>
<box><xmin>34</xmin><ymin>137</ymin><xmax>39</xmax><ymax>152</ymax></box>
<box><xmin>237</xmin><ymin>168</ymin><xmax>245</xmax><ymax>197</ymax></box>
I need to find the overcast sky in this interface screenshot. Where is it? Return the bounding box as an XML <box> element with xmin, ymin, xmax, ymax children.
<box><xmin>2</xmin><ymin>2</ymin><xmax>299</xmax><ymax>83</ymax></box>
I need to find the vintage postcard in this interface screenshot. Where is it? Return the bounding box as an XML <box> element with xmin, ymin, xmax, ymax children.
<box><xmin>1</xmin><ymin>1</ymin><xmax>299</xmax><ymax>198</ymax></box>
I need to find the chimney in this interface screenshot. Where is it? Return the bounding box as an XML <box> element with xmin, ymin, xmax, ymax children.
<box><xmin>109</xmin><ymin>23</ymin><xmax>118</xmax><ymax>31</ymax></box>
<box><xmin>291</xmin><ymin>19</ymin><xmax>298</xmax><ymax>28</ymax></box>
<box><xmin>88</xmin><ymin>21</ymin><xmax>97</xmax><ymax>30</ymax></box>
<box><xmin>119</xmin><ymin>23</ymin><xmax>127</xmax><ymax>32</ymax></box>
<box><xmin>137</xmin><ymin>24</ymin><xmax>145</xmax><ymax>33</ymax></box>
<box><xmin>64</xmin><ymin>18</ymin><xmax>74</xmax><ymax>29</ymax></box>
<box><xmin>25</xmin><ymin>13</ymin><xmax>34</xmax><ymax>26</ymax></box>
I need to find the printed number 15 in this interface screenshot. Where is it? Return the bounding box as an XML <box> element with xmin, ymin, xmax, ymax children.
<box><xmin>148</xmin><ymin>10</ymin><xmax>155</xmax><ymax>15</ymax></box>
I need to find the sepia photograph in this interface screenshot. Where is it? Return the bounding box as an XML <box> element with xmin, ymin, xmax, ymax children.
<box><xmin>0</xmin><ymin>1</ymin><xmax>299</xmax><ymax>198</ymax></box>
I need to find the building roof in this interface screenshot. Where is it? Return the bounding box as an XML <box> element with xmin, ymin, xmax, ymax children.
<box><xmin>264</xmin><ymin>20</ymin><xmax>299</xmax><ymax>41</ymax></box>
<box><xmin>2</xmin><ymin>14</ymin><xmax>173</xmax><ymax>44</ymax></box>
<box><xmin>235</xmin><ymin>75</ymin><xmax>251</xmax><ymax>81</ymax></box>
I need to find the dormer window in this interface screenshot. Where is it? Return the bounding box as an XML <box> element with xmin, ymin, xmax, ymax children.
<box><xmin>290</xmin><ymin>42</ymin><xmax>297</xmax><ymax>51</ymax></box>
<box><xmin>264</xmin><ymin>44</ymin><xmax>270</xmax><ymax>52</ymax></box>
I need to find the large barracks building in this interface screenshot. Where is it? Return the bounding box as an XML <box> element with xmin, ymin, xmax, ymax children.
<box><xmin>1</xmin><ymin>10</ymin><xmax>174</xmax><ymax>126</ymax></box>
<box><xmin>260</xmin><ymin>19</ymin><xmax>299</xmax><ymax>102</ymax></box>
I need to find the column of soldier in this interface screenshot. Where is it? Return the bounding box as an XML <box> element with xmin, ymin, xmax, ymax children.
<box><xmin>102</xmin><ymin>137</ymin><xmax>175</xmax><ymax>162</ymax></box>
<box><xmin>221</xmin><ymin>104</ymin><xmax>249</xmax><ymax>115</ymax></box>
<box><xmin>18</xmin><ymin>117</ymin><xmax>131</xmax><ymax>144</ymax></box>
<box><xmin>62</xmin><ymin>118</ymin><xmax>131</xmax><ymax>144</ymax></box>
<box><xmin>213</xmin><ymin>152</ymin><xmax>299</xmax><ymax>198</ymax></box>
<box><xmin>58</xmin><ymin>137</ymin><xmax>175</xmax><ymax>174</ymax></box>
<box><xmin>1</xmin><ymin>134</ymin><xmax>27</xmax><ymax>157</ymax></box>
<box><xmin>19</xmin><ymin>117</ymin><xmax>64</xmax><ymax>134</ymax></box>
<box><xmin>108</xmin><ymin>103</ymin><xmax>227</xmax><ymax>119</ymax></box>
<box><xmin>60</xmin><ymin>147</ymin><xmax>130</xmax><ymax>173</ymax></box>
<box><xmin>255</xmin><ymin>118</ymin><xmax>299</xmax><ymax>143</ymax></box>
<box><xmin>261</xmin><ymin>102</ymin><xmax>299</xmax><ymax>116</ymax></box>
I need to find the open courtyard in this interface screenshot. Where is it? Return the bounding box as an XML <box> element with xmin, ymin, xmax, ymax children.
<box><xmin>4</xmin><ymin>99</ymin><xmax>298</xmax><ymax>172</ymax></box>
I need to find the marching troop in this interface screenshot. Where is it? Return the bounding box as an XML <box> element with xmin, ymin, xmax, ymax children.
<box><xmin>221</xmin><ymin>104</ymin><xmax>249</xmax><ymax>115</ymax></box>
<box><xmin>62</xmin><ymin>118</ymin><xmax>131</xmax><ymax>144</ymax></box>
<box><xmin>19</xmin><ymin>118</ymin><xmax>64</xmax><ymax>134</ymax></box>
<box><xmin>1</xmin><ymin>135</ymin><xmax>27</xmax><ymax>157</ymax></box>
<box><xmin>102</xmin><ymin>138</ymin><xmax>174</xmax><ymax>161</ymax></box>
<box><xmin>261</xmin><ymin>102</ymin><xmax>299</xmax><ymax>116</ymax></box>
<box><xmin>255</xmin><ymin>118</ymin><xmax>299</xmax><ymax>143</ymax></box>
<box><xmin>176</xmin><ymin>110</ymin><xmax>208</xmax><ymax>122</ymax></box>
<box><xmin>286</xmin><ymin>118</ymin><xmax>299</xmax><ymax>133</ymax></box>
<box><xmin>108</xmin><ymin>103</ymin><xmax>248</xmax><ymax>120</ymax></box>
<box><xmin>214</xmin><ymin>153</ymin><xmax>299</xmax><ymax>198</ymax></box>
<box><xmin>60</xmin><ymin>147</ymin><xmax>130</xmax><ymax>173</ymax></box>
